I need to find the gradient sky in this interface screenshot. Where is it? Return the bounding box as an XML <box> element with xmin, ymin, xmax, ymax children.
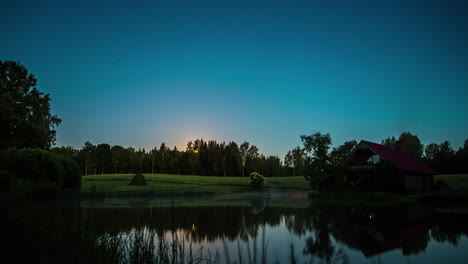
<box><xmin>1</xmin><ymin>0</ymin><xmax>467</xmax><ymax>157</ymax></box>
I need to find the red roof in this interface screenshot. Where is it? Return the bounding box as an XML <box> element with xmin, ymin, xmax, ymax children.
<box><xmin>359</xmin><ymin>140</ymin><xmax>437</xmax><ymax>175</ymax></box>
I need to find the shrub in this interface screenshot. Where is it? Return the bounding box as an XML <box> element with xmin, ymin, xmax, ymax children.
<box><xmin>25</xmin><ymin>182</ymin><xmax>60</xmax><ymax>199</ymax></box>
<box><xmin>434</xmin><ymin>180</ymin><xmax>450</xmax><ymax>191</ymax></box>
<box><xmin>0</xmin><ymin>148</ymin><xmax>81</xmax><ymax>189</ymax></box>
<box><xmin>0</xmin><ymin>170</ymin><xmax>17</xmax><ymax>191</ymax></box>
<box><xmin>317</xmin><ymin>167</ymin><xmax>346</xmax><ymax>191</ymax></box>
<box><xmin>58</xmin><ymin>156</ymin><xmax>82</xmax><ymax>189</ymax></box>
<box><xmin>249</xmin><ymin>172</ymin><xmax>265</xmax><ymax>189</ymax></box>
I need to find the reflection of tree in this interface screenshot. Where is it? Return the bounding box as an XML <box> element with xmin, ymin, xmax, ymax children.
<box><xmin>402</xmin><ymin>233</ymin><xmax>429</xmax><ymax>256</ymax></box>
<box><xmin>301</xmin><ymin>205</ymin><xmax>349</xmax><ymax>264</ymax></box>
<box><xmin>430</xmin><ymin>211</ymin><xmax>468</xmax><ymax>246</ymax></box>
<box><xmin>284</xmin><ymin>214</ymin><xmax>314</xmax><ymax>236</ymax></box>
<box><xmin>303</xmin><ymin>232</ymin><xmax>334</xmax><ymax>261</ymax></box>
<box><xmin>6</xmin><ymin>201</ymin><xmax>468</xmax><ymax>263</ymax></box>
<box><xmin>249</xmin><ymin>198</ymin><xmax>266</xmax><ymax>215</ymax></box>
<box><xmin>431</xmin><ymin>226</ymin><xmax>460</xmax><ymax>245</ymax></box>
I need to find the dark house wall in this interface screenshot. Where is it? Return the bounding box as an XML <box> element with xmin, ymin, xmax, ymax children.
<box><xmin>403</xmin><ymin>174</ymin><xmax>434</xmax><ymax>193</ymax></box>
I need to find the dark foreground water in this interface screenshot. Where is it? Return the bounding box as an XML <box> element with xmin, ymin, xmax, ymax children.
<box><xmin>2</xmin><ymin>196</ymin><xmax>468</xmax><ymax>264</ymax></box>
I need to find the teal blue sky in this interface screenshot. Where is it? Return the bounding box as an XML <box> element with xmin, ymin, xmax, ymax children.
<box><xmin>1</xmin><ymin>0</ymin><xmax>467</xmax><ymax>157</ymax></box>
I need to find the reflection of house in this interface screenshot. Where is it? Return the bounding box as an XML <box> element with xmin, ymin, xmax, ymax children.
<box><xmin>343</xmin><ymin>140</ymin><xmax>436</xmax><ymax>193</ymax></box>
<box><xmin>343</xmin><ymin>205</ymin><xmax>434</xmax><ymax>257</ymax></box>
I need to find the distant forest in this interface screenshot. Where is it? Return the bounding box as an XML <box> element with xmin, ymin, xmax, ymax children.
<box><xmin>52</xmin><ymin>132</ymin><xmax>468</xmax><ymax>177</ymax></box>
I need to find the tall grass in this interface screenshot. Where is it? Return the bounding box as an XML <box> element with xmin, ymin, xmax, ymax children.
<box><xmin>83</xmin><ymin>227</ymin><xmax>223</xmax><ymax>264</ymax></box>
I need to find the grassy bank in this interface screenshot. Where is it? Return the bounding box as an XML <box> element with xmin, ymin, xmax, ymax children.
<box><xmin>80</xmin><ymin>173</ymin><xmax>468</xmax><ymax>197</ymax></box>
<box><xmin>435</xmin><ymin>174</ymin><xmax>468</xmax><ymax>189</ymax></box>
<box><xmin>4</xmin><ymin>174</ymin><xmax>467</xmax><ymax>203</ymax></box>
<box><xmin>81</xmin><ymin>174</ymin><xmax>310</xmax><ymax>196</ymax></box>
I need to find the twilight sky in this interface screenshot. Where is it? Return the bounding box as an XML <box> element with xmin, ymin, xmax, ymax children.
<box><xmin>1</xmin><ymin>0</ymin><xmax>467</xmax><ymax>157</ymax></box>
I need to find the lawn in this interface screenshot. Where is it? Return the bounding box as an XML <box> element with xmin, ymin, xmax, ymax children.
<box><xmin>436</xmin><ymin>174</ymin><xmax>468</xmax><ymax>190</ymax></box>
<box><xmin>79</xmin><ymin>174</ymin><xmax>468</xmax><ymax>199</ymax></box>
<box><xmin>81</xmin><ymin>174</ymin><xmax>311</xmax><ymax>196</ymax></box>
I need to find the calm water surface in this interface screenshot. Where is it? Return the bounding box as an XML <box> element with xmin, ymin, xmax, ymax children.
<box><xmin>3</xmin><ymin>196</ymin><xmax>468</xmax><ymax>263</ymax></box>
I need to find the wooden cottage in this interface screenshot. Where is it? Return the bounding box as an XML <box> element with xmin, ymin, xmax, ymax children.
<box><xmin>343</xmin><ymin>140</ymin><xmax>436</xmax><ymax>193</ymax></box>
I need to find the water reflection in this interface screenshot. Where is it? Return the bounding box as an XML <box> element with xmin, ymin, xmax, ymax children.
<box><xmin>2</xmin><ymin>198</ymin><xmax>468</xmax><ymax>263</ymax></box>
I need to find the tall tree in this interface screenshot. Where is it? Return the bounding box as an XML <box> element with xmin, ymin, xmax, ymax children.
<box><xmin>0</xmin><ymin>60</ymin><xmax>61</xmax><ymax>149</ymax></box>
<box><xmin>135</xmin><ymin>148</ymin><xmax>146</xmax><ymax>172</ymax></box>
<box><xmin>224</xmin><ymin>141</ymin><xmax>241</xmax><ymax>176</ymax></box>
<box><xmin>149</xmin><ymin>146</ymin><xmax>159</xmax><ymax>174</ymax></box>
<box><xmin>398</xmin><ymin>131</ymin><xmax>424</xmax><ymax>158</ymax></box>
<box><xmin>51</xmin><ymin>146</ymin><xmax>77</xmax><ymax>161</ymax></box>
<box><xmin>245</xmin><ymin>145</ymin><xmax>260</xmax><ymax>176</ymax></box>
<box><xmin>424</xmin><ymin>141</ymin><xmax>455</xmax><ymax>173</ymax></box>
<box><xmin>381</xmin><ymin>136</ymin><xmax>397</xmax><ymax>147</ymax></box>
<box><xmin>159</xmin><ymin>143</ymin><xmax>171</xmax><ymax>174</ymax></box>
<box><xmin>424</xmin><ymin>143</ymin><xmax>440</xmax><ymax>162</ymax></box>
<box><xmin>329</xmin><ymin>140</ymin><xmax>357</xmax><ymax>167</ymax></box>
<box><xmin>96</xmin><ymin>143</ymin><xmax>113</xmax><ymax>174</ymax></box>
<box><xmin>285</xmin><ymin>146</ymin><xmax>306</xmax><ymax>176</ymax></box>
<box><xmin>455</xmin><ymin>139</ymin><xmax>468</xmax><ymax>173</ymax></box>
<box><xmin>240</xmin><ymin>141</ymin><xmax>250</xmax><ymax>177</ymax></box>
<box><xmin>261</xmin><ymin>155</ymin><xmax>282</xmax><ymax>177</ymax></box>
<box><xmin>300</xmin><ymin>132</ymin><xmax>332</xmax><ymax>188</ymax></box>
<box><xmin>383</xmin><ymin>132</ymin><xmax>424</xmax><ymax>158</ymax></box>
<box><xmin>111</xmin><ymin>145</ymin><xmax>124</xmax><ymax>173</ymax></box>
<box><xmin>438</xmin><ymin>141</ymin><xmax>455</xmax><ymax>173</ymax></box>
<box><xmin>124</xmin><ymin>147</ymin><xmax>136</xmax><ymax>173</ymax></box>
<box><xmin>80</xmin><ymin>141</ymin><xmax>96</xmax><ymax>175</ymax></box>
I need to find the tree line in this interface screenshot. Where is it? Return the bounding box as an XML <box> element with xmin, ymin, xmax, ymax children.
<box><xmin>381</xmin><ymin>132</ymin><xmax>468</xmax><ymax>174</ymax></box>
<box><xmin>51</xmin><ymin>131</ymin><xmax>468</xmax><ymax>179</ymax></box>
<box><xmin>51</xmin><ymin>139</ymin><xmax>285</xmax><ymax>177</ymax></box>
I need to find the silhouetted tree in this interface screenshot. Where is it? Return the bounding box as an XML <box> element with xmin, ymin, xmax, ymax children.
<box><xmin>96</xmin><ymin>143</ymin><xmax>113</xmax><ymax>174</ymax></box>
<box><xmin>224</xmin><ymin>141</ymin><xmax>241</xmax><ymax>176</ymax></box>
<box><xmin>0</xmin><ymin>60</ymin><xmax>61</xmax><ymax>149</ymax></box>
<box><xmin>398</xmin><ymin>132</ymin><xmax>424</xmax><ymax>158</ymax></box>
<box><xmin>80</xmin><ymin>141</ymin><xmax>97</xmax><ymax>175</ymax></box>
<box><xmin>148</xmin><ymin>146</ymin><xmax>158</xmax><ymax>174</ymax></box>
<box><xmin>455</xmin><ymin>139</ymin><xmax>468</xmax><ymax>173</ymax></box>
<box><xmin>382</xmin><ymin>132</ymin><xmax>424</xmax><ymax>158</ymax></box>
<box><xmin>124</xmin><ymin>147</ymin><xmax>136</xmax><ymax>173</ymax></box>
<box><xmin>240</xmin><ymin>141</ymin><xmax>250</xmax><ymax>177</ymax></box>
<box><xmin>301</xmin><ymin>132</ymin><xmax>332</xmax><ymax>189</ymax></box>
<box><xmin>111</xmin><ymin>145</ymin><xmax>125</xmax><ymax>173</ymax></box>
<box><xmin>424</xmin><ymin>141</ymin><xmax>455</xmax><ymax>173</ymax></box>
<box><xmin>260</xmin><ymin>155</ymin><xmax>282</xmax><ymax>177</ymax></box>
<box><xmin>329</xmin><ymin>140</ymin><xmax>357</xmax><ymax>168</ymax></box>
<box><xmin>285</xmin><ymin>146</ymin><xmax>306</xmax><ymax>176</ymax></box>
<box><xmin>424</xmin><ymin>143</ymin><xmax>440</xmax><ymax>162</ymax></box>
<box><xmin>245</xmin><ymin>145</ymin><xmax>260</xmax><ymax>176</ymax></box>
<box><xmin>382</xmin><ymin>136</ymin><xmax>397</xmax><ymax>147</ymax></box>
<box><xmin>51</xmin><ymin>146</ymin><xmax>77</xmax><ymax>161</ymax></box>
<box><xmin>159</xmin><ymin>143</ymin><xmax>171</xmax><ymax>174</ymax></box>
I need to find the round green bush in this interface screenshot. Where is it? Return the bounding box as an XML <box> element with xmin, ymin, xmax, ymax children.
<box><xmin>249</xmin><ymin>172</ymin><xmax>265</xmax><ymax>189</ymax></box>
<box><xmin>0</xmin><ymin>148</ymin><xmax>82</xmax><ymax>189</ymax></box>
<box><xmin>58</xmin><ymin>156</ymin><xmax>82</xmax><ymax>189</ymax></box>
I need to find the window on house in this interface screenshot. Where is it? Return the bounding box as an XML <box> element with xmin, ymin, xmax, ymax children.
<box><xmin>367</xmin><ymin>154</ymin><xmax>381</xmax><ymax>164</ymax></box>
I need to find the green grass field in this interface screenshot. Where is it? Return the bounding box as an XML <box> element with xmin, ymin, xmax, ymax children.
<box><xmin>81</xmin><ymin>174</ymin><xmax>311</xmax><ymax>196</ymax></box>
<box><xmin>436</xmin><ymin>174</ymin><xmax>468</xmax><ymax>190</ymax></box>
<box><xmin>80</xmin><ymin>174</ymin><xmax>468</xmax><ymax>198</ymax></box>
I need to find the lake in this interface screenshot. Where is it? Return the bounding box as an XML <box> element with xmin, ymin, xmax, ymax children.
<box><xmin>3</xmin><ymin>195</ymin><xmax>468</xmax><ymax>263</ymax></box>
